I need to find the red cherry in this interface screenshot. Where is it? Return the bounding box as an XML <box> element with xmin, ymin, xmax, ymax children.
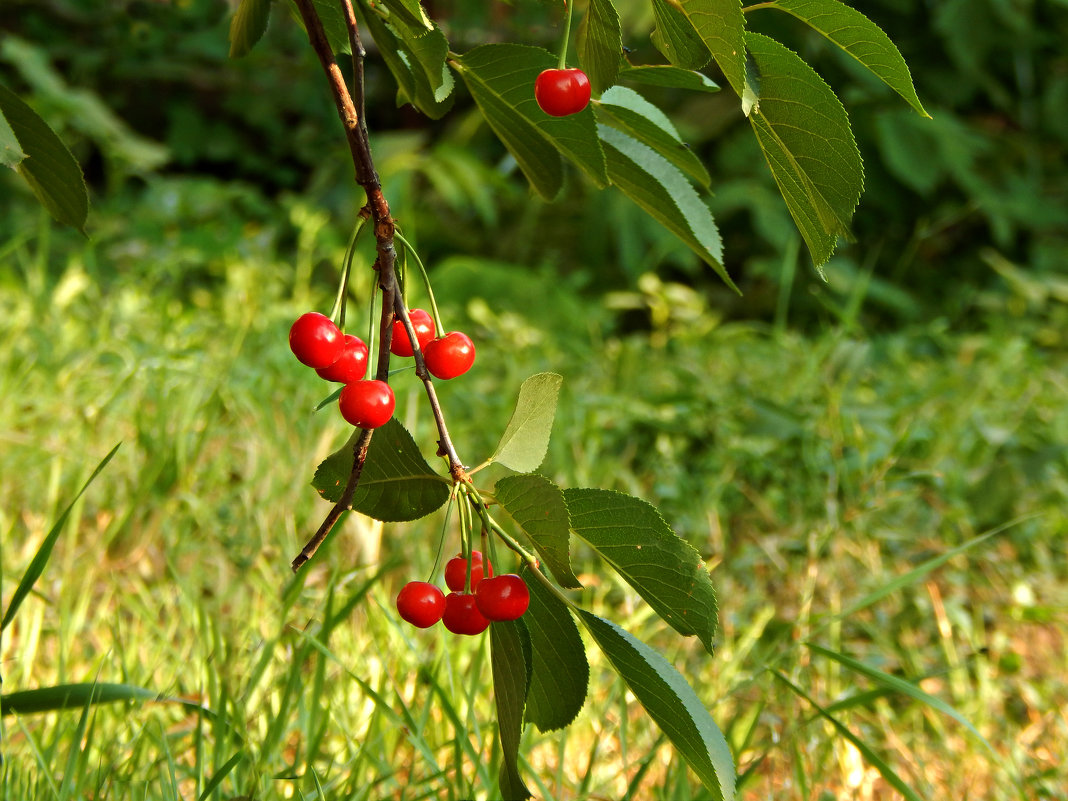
<box><xmin>424</xmin><ymin>332</ymin><xmax>476</xmax><ymax>380</ymax></box>
<box><xmin>444</xmin><ymin>551</ymin><xmax>493</xmax><ymax>592</ymax></box>
<box><xmin>391</xmin><ymin>308</ymin><xmax>436</xmax><ymax>357</ymax></box>
<box><xmin>534</xmin><ymin>68</ymin><xmax>592</xmax><ymax>117</ymax></box>
<box><xmin>442</xmin><ymin>592</ymin><xmax>490</xmax><ymax>635</ymax></box>
<box><xmin>290</xmin><ymin>312</ymin><xmax>344</xmax><ymax>368</ymax></box>
<box><xmin>338</xmin><ymin>380</ymin><xmax>395</xmax><ymax>429</ymax></box>
<box><xmin>396</xmin><ymin>581</ymin><xmax>445</xmax><ymax>628</ymax></box>
<box><xmin>475</xmin><ymin>574</ymin><xmax>530</xmax><ymax>621</ymax></box>
<box><xmin>316</xmin><ymin>335</ymin><xmax>369</xmax><ymax>383</ymax></box>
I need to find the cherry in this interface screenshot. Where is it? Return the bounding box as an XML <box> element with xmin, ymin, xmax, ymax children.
<box><xmin>290</xmin><ymin>312</ymin><xmax>344</xmax><ymax>369</ymax></box>
<box><xmin>396</xmin><ymin>581</ymin><xmax>445</xmax><ymax>628</ymax></box>
<box><xmin>534</xmin><ymin>68</ymin><xmax>591</xmax><ymax>117</ymax></box>
<box><xmin>475</xmin><ymin>574</ymin><xmax>530</xmax><ymax>621</ymax></box>
<box><xmin>391</xmin><ymin>308</ymin><xmax>436</xmax><ymax>357</ymax></box>
<box><xmin>339</xmin><ymin>380</ymin><xmax>395</xmax><ymax>429</ymax></box>
<box><xmin>444</xmin><ymin>551</ymin><xmax>492</xmax><ymax>592</ymax></box>
<box><xmin>316</xmin><ymin>334</ymin><xmax>369</xmax><ymax>383</ymax></box>
<box><xmin>442</xmin><ymin>592</ymin><xmax>490</xmax><ymax>635</ymax></box>
<box><xmin>424</xmin><ymin>332</ymin><xmax>476</xmax><ymax>380</ymax></box>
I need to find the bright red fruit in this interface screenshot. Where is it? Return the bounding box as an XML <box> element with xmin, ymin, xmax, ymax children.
<box><xmin>339</xmin><ymin>380</ymin><xmax>395</xmax><ymax>429</ymax></box>
<box><xmin>290</xmin><ymin>312</ymin><xmax>344</xmax><ymax>368</ymax></box>
<box><xmin>442</xmin><ymin>592</ymin><xmax>490</xmax><ymax>635</ymax></box>
<box><xmin>424</xmin><ymin>332</ymin><xmax>475</xmax><ymax>380</ymax></box>
<box><xmin>396</xmin><ymin>581</ymin><xmax>445</xmax><ymax>628</ymax></box>
<box><xmin>444</xmin><ymin>551</ymin><xmax>492</xmax><ymax>592</ymax></box>
<box><xmin>534</xmin><ymin>68</ymin><xmax>592</xmax><ymax>117</ymax></box>
<box><xmin>316</xmin><ymin>334</ymin><xmax>369</xmax><ymax>383</ymax></box>
<box><xmin>391</xmin><ymin>308</ymin><xmax>436</xmax><ymax>357</ymax></box>
<box><xmin>475</xmin><ymin>574</ymin><xmax>530</xmax><ymax>621</ymax></box>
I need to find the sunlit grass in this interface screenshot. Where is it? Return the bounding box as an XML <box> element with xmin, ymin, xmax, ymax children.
<box><xmin>1</xmin><ymin>198</ymin><xmax>1066</xmax><ymax>799</ymax></box>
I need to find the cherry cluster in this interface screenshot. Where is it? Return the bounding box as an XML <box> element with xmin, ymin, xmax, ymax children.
<box><xmin>396</xmin><ymin>551</ymin><xmax>531</xmax><ymax>635</ymax></box>
<box><xmin>288</xmin><ymin>307</ymin><xmax>476</xmax><ymax>431</ymax></box>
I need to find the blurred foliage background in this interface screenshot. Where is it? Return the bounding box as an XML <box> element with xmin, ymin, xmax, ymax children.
<box><xmin>1</xmin><ymin>0</ymin><xmax>1066</xmax><ymax>334</ymax></box>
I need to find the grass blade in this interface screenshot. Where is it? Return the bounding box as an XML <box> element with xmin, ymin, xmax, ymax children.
<box><xmin>2</xmin><ymin>443</ymin><xmax>120</xmax><ymax>631</ymax></box>
<box><xmin>772</xmin><ymin>669</ymin><xmax>924</xmax><ymax>801</ymax></box>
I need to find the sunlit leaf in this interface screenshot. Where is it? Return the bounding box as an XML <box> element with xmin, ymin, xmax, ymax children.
<box><xmin>489</xmin><ymin>372</ymin><xmax>563</xmax><ymax>473</ymax></box>
<box><xmin>596</xmin><ymin>86</ymin><xmax>711</xmax><ymax>188</ymax></box>
<box><xmin>670</xmin><ymin>0</ymin><xmax>747</xmax><ymax>95</ymax></box>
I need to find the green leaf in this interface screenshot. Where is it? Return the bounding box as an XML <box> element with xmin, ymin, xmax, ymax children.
<box><xmin>305</xmin><ymin>0</ymin><xmax>352</xmax><ymax>55</ymax></box>
<box><xmin>596</xmin><ymin>86</ymin><xmax>711</xmax><ymax>188</ymax></box>
<box><xmin>496</xmin><ymin>474</ymin><xmax>580</xmax><ymax>589</ymax></box>
<box><xmin>745</xmin><ymin>32</ymin><xmax>863</xmax><ymax>268</ymax></box>
<box><xmin>577</xmin><ymin>0</ymin><xmax>623</xmax><ymax>94</ymax></box>
<box><xmin>758</xmin><ymin>0</ymin><xmax>930</xmax><ymax>117</ymax></box>
<box><xmin>352</xmin><ymin>4</ymin><xmax>454</xmax><ymax>118</ymax></box>
<box><xmin>577</xmin><ymin>610</ymin><xmax>736</xmax><ymax>800</ymax></box>
<box><xmin>0</xmin><ymin>107</ymin><xmax>26</xmax><ymax>168</ymax></box>
<box><xmin>522</xmin><ymin>566</ymin><xmax>589</xmax><ymax>732</ymax></box>
<box><xmin>379</xmin><ymin>0</ymin><xmax>433</xmax><ymax>32</ymax></box>
<box><xmin>565</xmin><ymin>488</ymin><xmax>719</xmax><ymax>653</ymax></box>
<box><xmin>311</xmin><ymin>419</ymin><xmax>449</xmax><ymax>521</ymax></box>
<box><xmin>598</xmin><ymin>123</ymin><xmax>736</xmax><ymax>291</ymax></box>
<box><xmin>617</xmin><ymin>65</ymin><xmax>720</xmax><ymax>93</ymax></box>
<box><xmin>488</xmin><ymin>372</ymin><xmax>563</xmax><ymax>473</ymax></box>
<box><xmin>2</xmin><ymin>444</ymin><xmax>119</xmax><ymax>631</ymax></box>
<box><xmin>491</xmin><ymin>619</ymin><xmax>534</xmax><ymax>800</ymax></box>
<box><xmin>805</xmin><ymin>643</ymin><xmax>996</xmax><ymax>755</ymax></box>
<box><xmin>453</xmin><ymin>44</ymin><xmax>608</xmax><ymax>199</ymax></box>
<box><xmin>772</xmin><ymin>670</ymin><xmax>923</xmax><ymax>801</ymax></box>
<box><xmin>650</xmin><ymin>0</ymin><xmax>712</xmax><ymax>70</ymax></box>
<box><xmin>0</xmin><ymin>83</ymin><xmax>88</xmax><ymax>233</ymax></box>
<box><xmin>229</xmin><ymin>0</ymin><xmax>272</xmax><ymax>58</ymax></box>
<box><xmin>670</xmin><ymin>0</ymin><xmax>748</xmax><ymax>96</ymax></box>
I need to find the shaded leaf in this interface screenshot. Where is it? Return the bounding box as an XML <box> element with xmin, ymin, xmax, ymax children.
<box><xmin>650</xmin><ymin>0</ymin><xmax>712</xmax><ymax>70</ymax></box>
<box><xmin>496</xmin><ymin>474</ymin><xmax>580</xmax><ymax>589</ymax></box>
<box><xmin>489</xmin><ymin>372</ymin><xmax>563</xmax><ymax>472</ymax></box>
<box><xmin>759</xmin><ymin>0</ymin><xmax>929</xmax><ymax>117</ymax></box>
<box><xmin>578</xmin><ymin>610</ymin><xmax>736</xmax><ymax>800</ymax></box>
<box><xmin>772</xmin><ymin>670</ymin><xmax>923</xmax><ymax>801</ymax></box>
<box><xmin>312</xmin><ymin>419</ymin><xmax>449</xmax><ymax>521</ymax></box>
<box><xmin>2</xmin><ymin>444</ymin><xmax>118</xmax><ymax>631</ymax></box>
<box><xmin>229</xmin><ymin>0</ymin><xmax>271</xmax><ymax>58</ymax></box>
<box><xmin>453</xmin><ymin>44</ymin><xmax>608</xmax><ymax>199</ymax></box>
<box><xmin>617</xmin><ymin>65</ymin><xmax>720</xmax><ymax>93</ymax></box>
<box><xmin>522</xmin><ymin>565</ymin><xmax>589</xmax><ymax>732</ymax></box>
<box><xmin>577</xmin><ymin>0</ymin><xmax>623</xmax><ymax>93</ymax></box>
<box><xmin>596</xmin><ymin>86</ymin><xmax>711</xmax><ymax>188</ymax></box>
<box><xmin>598</xmin><ymin>124</ymin><xmax>735</xmax><ymax>291</ymax></box>
<box><xmin>671</xmin><ymin>0</ymin><xmax>748</xmax><ymax>95</ymax></box>
<box><xmin>491</xmin><ymin>619</ymin><xmax>533</xmax><ymax>800</ymax></box>
<box><xmin>0</xmin><ymin>82</ymin><xmax>88</xmax><ymax>232</ymax></box>
<box><xmin>0</xmin><ymin>106</ymin><xmax>26</xmax><ymax>167</ymax></box>
<box><xmin>308</xmin><ymin>0</ymin><xmax>352</xmax><ymax>55</ymax></box>
<box><xmin>745</xmin><ymin>32</ymin><xmax>863</xmax><ymax>268</ymax></box>
<box><xmin>565</xmin><ymin>488</ymin><xmax>718</xmax><ymax>653</ymax></box>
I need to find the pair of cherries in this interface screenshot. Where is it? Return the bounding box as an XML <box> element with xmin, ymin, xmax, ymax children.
<box><xmin>390</xmin><ymin>308</ymin><xmax>476</xmax><ymax>381</ymax></box>
<box><xmin>396</xmin><ymin>551</ymin><xmax>531</xmax><ymax>634</ymax></box>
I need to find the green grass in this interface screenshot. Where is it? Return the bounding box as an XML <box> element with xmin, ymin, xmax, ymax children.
<box><xmin>1</xmin><ymin>196</ymin><xmax>1066</xmax><ymax>800</ymax></box>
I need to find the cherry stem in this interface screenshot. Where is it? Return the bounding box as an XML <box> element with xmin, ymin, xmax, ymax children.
<box><xmin>330</xmin><ymin>212</ymin><xmax>369</xmax><ymax>328</ymax></box>
<box><xmin>558</xmin><ymin>0</ymin><xmax>575</xmax><ymax>70</ymax></box>
<box><xmin>394</xmin><ymin>230</ymin><xmax>444</xmax><ymax>338</ymax></box>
